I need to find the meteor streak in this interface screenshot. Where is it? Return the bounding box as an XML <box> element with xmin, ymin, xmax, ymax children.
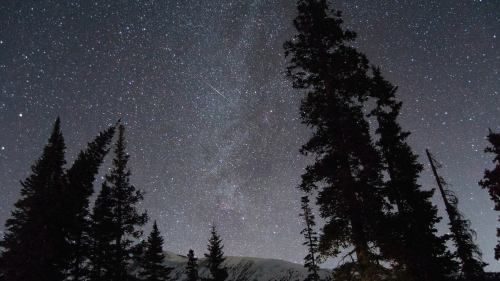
<box><xmin>200</xmin><ymin>76</ymin><xmax>230</xmax><ymax>102</ymax></box>
<box><xmin>164</xmin><ymin>49</ymin><xmax>262</xmax><ymax>136</ymax></box>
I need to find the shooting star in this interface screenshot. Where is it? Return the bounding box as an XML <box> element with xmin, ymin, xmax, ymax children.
<box><xmin>165</xmin><ymin>51</ymin><xmax>229</xmax><ymax>102</ymax></box>
<box><xmin>162</xmin><ymin>48</ymin><xmax>263</xmax><ymax>137</ymax></box>
<box><xmin>200</xmin><ymin>76</ymin><xmax>230</xmax><ymax>102</ymax></box>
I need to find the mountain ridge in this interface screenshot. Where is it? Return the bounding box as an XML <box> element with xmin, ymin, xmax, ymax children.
<box><xmin>130</xmin><ymin>250</ymin><xmax>332</xmax><ymax>281</ymax></box>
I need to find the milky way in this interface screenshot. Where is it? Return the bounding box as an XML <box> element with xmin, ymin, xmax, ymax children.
<box><xmin>1</xmin><ymin>0</ymin><xmax>499</xmax><ymax>271</ymax></box>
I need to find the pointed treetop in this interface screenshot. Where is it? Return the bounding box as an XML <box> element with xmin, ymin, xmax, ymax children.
<box><xmin>185</xmin><ymin>249</ymin><xmax>199</xmax><ymax>281</ymax></box>
<box><xmin>204</xmin><ymin>224</ymin><xmax>228</xmax><ymax>281</ymax></box>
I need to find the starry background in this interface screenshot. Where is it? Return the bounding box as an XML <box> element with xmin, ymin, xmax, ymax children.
<box><xmin>1</xmin><ymin>0</ymin><xmax>499</xmax><ymax>272</ymax></box>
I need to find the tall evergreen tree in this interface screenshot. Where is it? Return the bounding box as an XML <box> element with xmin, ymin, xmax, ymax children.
<box><xmin>300</xmin><ymin>195</ymin><xmax>320</xmax><ymax>281</ymax></box>
<box><xmin>139</xmin><ymin>221</ymin><xmax>173</xmax><ymax>281</ymax></box>
<box><xmin>427</xmin><ymin>150</ymin><xmax>487</xmax><ymax>281</ymax></box>
<box><xmin>88</xmin><ymin>124</ymin><xmax>148</xmax><ymax>281</ymax></box>
<box><xmin>185</xmin><ymin>249</ymin><xmax>199</xmax><ymax>281</ymax></box>
<box><xmin>109</xmin><ymin>124</ymin><xmax>148</xmax><ymax>281</ymax></box>
<box><xmin>88</xmin><ymin>183</ymin><xmax>116</xmax><ymax>281</ymax></box>
<box><xmin>479</xmin><ymin>129</ymin><xmax>500</xmax><ymax>260</ymax></box>
<box><xmin>204</xmin><ymin>225</ymin><xmax>228</xmax><ymax>281</ymax></box>
<box><xmin>0</xmin><ymin>117</ymin><xmax>69</xmax><ymax>281</ymax></box>
<box><xmin>284</xmin><ymin>1</ymin><xmax>387</xmax><ymax>279</ymax></box>
<box><xmin>369</xmin><ymin>68</ymin><xmax>457</xmax><ymax>280</ymax></box>
<box><xmin>65</xmin><ymin>124</ymin><xmax>116</xmax><ymax>281</ymax></box>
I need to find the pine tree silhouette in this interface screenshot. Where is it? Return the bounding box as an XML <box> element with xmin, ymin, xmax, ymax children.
<box><xmin>89</xmin><ymin>124</ymin><xmax>148</xmax><ymax>281</ymax></box>
<box><xmin>65</xmin><ymin>124</ymin><xmax>116</xmax><ymax>281</ymax></box>
<box><xmin>479</xmin><ymin>129</ymin><xmax>500</xmax><ymax>260</ymax></box>
<box><xmin>139</xmin><ymin>220</ymin><xmax>173</xmax><ymax>281</ymax></box>
<box><xmin>300</xmin><ymin>196</ymin><xmax>319</xmax><ymax>281</ymax></box>
<box><xmin>204</xmin><ymin>224</ymin><xmax>228</xmax><ymax>281</ymax></box>
<box><xmin>284</xmin><ymin>1</ymin><xmax>387</xmax><ymax>279</ymax></box>
<box><xmin>427</xmin><ymin>150</ymin><xmax>487</xmax><ymax>281</ymax></box>
<box><xmin>185</xmin><ymin>249</ymin><xmax>199</xmax><ymax>281</ymax></box>
<box><xmin>109</xmin><ymin>124</ymin><xmax>148</xmax><ymax>281</ymax></box>
<box><xmin>88</xmin><ymin>183</ymin><xmax>115</xmax><ymax>281</ymax></box>
<box><xmin>0</xmin><ymin>117</ymin><xmax>69</xmax><ymax>281</ymax></box>
<box><xmin>370</xmin><ymin>67</ymin><xmax>457</xmax><ymax>280</ymax></box>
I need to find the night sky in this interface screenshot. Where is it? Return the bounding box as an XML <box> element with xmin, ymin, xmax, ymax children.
<box><xmin>1</xmin><ymin>0</ymin><xmax>499</xmax><ymax>272</ymax></box>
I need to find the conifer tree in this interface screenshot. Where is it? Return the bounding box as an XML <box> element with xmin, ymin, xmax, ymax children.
<box><xmin>370</xmin><ymin>68</ymin><xmax>457</xmax><ymax>280</ymax></box>
<box><xmin>139</xmin><ymin>221</ymin><xmax>173</xmax><ymax>281</ymax></box>
<box><xmin>0</xmin><ymin>117</ymin><xmax>69</xmax><ymax>281</ymax></box>
<box><xmin>284</xmin><ymin>1</ymin><xmax>387</xmax><ymax>279</ymax></box>
<box><xmin>300</xmin><ymin>195</ymin><xmax>320</xmax><ymax>281</ymax></box>
<box><xmin>109</xmin><ymin>124</ymin><xmax>148</xmax><ymax>281</ymax></box>
<box><xmin>88</xmin><ymin>183</ymin><xmax>116</xmax><ymax>281</ymax></box>
<box><xmin>479</xmin><ymin>129</ymin><xmax>500</xmax><ymax>260</ymax></box>
<box><xmin>204</xmin><ymin>225</ymin><xmax>228</xmax><ymax>281</ymax></box>
<box><xmin>427</xmin><ymin>150</ymin><xmax>487</xmax><ymax>281</ymax></box>
<box><xmin>65</xmin><ymin>124</ymin><xmax>116</xmax><ymax>281</ymax></box>
<box><xmin>89</xmin><ymin>124</ymin><xmax>148</xmax><ymax>281</ymax></box>
<box><xmin>185</xmin><ymin>249</ymin><xmax>199</xmax><ymax>281</ymax></box>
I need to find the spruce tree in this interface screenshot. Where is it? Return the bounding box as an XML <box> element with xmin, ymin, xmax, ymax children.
<box><xmin>139</xmin><ymin>221</ymin><xmax>173</xmax><ymax>281</ymax></box>
<box><xmin>109</xmin><ymin>124</ymin><xmax>148</xmax><ymax>281</ymax></box>
<box><xmin>0</xmin><ymin>117</ymin><xmax>69</xmax><ymax>281</ymax></box>
<box><xmin>185</xmin><ymin>249</ymin><xmax>199</xmax><ymax>281</ymax></box>
<box><xmin>369</xmin><ymin>67</ymin><xmax>457</xmax><ymax>280</ymax></box>
<box><xmin>65</xmin><ymin>124</ymin><xmax>116</xmax><ymax>281</ymax></box>
<box><xmin>427</xmin><ymin>150</ymin><xmax>487</xmax><ymax>281</ymax></box>
<box><xmin>479</xmin><ymin>129</ymin><xmax>500</xmax><ymax>260</ymax></box>
<box><xmin>88</xmin><ymin>183</ymin><xmax>116</xmax><ymax>281</ymax></box>
<box><xmin>89</xmin><ymin>124</ymin><xmax>148</xmax><ymax>281</ymax></box>
<box><xmin>284</xmin><ymin>1</ymin><xmax>387</xmax><ymax>279</ymax></box>
<box><xmin>300</xmin><ymin>196</ymin><xmax>319</xmax><ymax>281</ymax></box>
<box><xmin>204</xmin><ymin>225</ymin><xmax>228</xmax><ymax>281</ymax></box>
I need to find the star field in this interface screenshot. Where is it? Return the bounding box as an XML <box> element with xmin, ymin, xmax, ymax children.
<box><xmin>1</xmin><ymin>0</ymin><xmax>499</xmax><ymax>271</ymax></box>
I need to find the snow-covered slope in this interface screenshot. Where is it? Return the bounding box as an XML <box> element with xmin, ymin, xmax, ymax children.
<box><xmin>132</xmin><ymin>251</ymin><xmax>332</xmax><ymax>281</ymax></box>
<box><xmin>129</xmin><ymin>252</ymin><xmax>500</xmax><ymax>280</ymax></box>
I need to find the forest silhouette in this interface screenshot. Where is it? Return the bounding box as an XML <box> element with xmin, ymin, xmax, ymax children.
<box><xmin>1</xmin><ymin>1</ymin><xmax>500</xmax><ymax>281</ymax></box>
